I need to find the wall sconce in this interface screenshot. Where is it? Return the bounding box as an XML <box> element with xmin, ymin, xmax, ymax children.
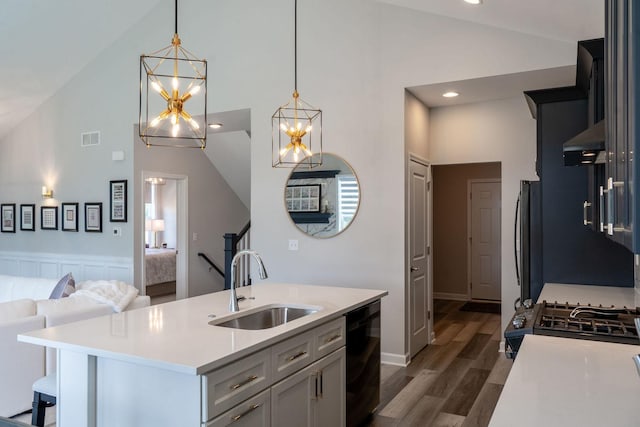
<box><xmin>41</xmin><ymin>186</ymin><xmax>53</xmax><ymax>199</ymax></box>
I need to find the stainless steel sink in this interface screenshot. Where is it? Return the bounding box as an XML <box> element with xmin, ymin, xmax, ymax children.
<box><xmin>209</xmin><ymin>305</ymin><xmax>319</xmax><ymax>330</ymax></box>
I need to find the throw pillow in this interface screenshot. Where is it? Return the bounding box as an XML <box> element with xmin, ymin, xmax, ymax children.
<box><xmin>49</xmin><ymin>273</ymin><xmax>76</xmax><ymax>299</ymax></box>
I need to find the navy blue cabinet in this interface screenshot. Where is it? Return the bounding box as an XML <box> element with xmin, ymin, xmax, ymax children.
<box><xmin>523</xmin><ymin>87</ymin><xmax>634</xmax><ymax>299</ymax></box>
<box><xmin>604</xmin><ymin>0</ymin><xmax>640</xmax><ymax>253</ymax></box>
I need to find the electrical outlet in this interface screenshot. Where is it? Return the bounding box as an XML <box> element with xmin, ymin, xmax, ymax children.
<box><xmin>288</xmin><ymin>239</ymin><xmax>299</xmax><ymax>251</ymax></box>
<box><xmin>193</xmin><ymin>232</ymin><xmax>198</xmax><ymax>241</ymax></box>
<box><xmin>112</xmin><ymin>227</ymin><xmax>122</xmax><ymax>237</ymax></box>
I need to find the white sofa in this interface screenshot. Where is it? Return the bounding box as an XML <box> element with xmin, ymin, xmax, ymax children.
<box><xmin>0</xmin><ymin>274</ymin><xmax>150</xmax><ymax>417</ymax></box>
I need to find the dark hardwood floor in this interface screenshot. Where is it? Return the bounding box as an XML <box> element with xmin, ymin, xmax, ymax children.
<box><xmin>367</xmin><ymin>299</ymin><xmax>513</xmax><ymax>427</ymax></box>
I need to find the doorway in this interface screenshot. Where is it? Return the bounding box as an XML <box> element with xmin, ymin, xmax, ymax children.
<box><xmin>432</xmin><ymin>163</ymin><xmax>501</xmax><ymax>302</ymax></box>
<box><xmin>141</xmin><ymin>171</ymin><xmax>188</xmax><ymax>302</ymax></box>
<box><xmin>407</xmin><ymin>156</ymin><xmax>433</xmax><ymax>358</ymax></box>
<box><xmin>468</xmin><ymin>179</ymin><xmax>501</xmax><ymax>301</ymax></box>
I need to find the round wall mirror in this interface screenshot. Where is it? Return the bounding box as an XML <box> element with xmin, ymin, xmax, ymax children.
<box><xmin>284</xmin><ymin>153</ymin><xmax>361</xmax><ymax>238</ymax></box>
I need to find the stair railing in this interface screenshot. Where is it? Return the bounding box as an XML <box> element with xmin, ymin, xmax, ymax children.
<box><xmin>224</xmin><ymin>221</ymin><xmax>251</xmax><ymax>290</ymax></box>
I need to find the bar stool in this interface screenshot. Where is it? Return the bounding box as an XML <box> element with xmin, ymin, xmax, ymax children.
<box><xmin>31</xmin><ymin>374</ymin><xmax>56</xmax><ymax>427</ymax></box>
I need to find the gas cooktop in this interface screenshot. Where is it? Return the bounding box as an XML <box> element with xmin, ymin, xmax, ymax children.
<box><xmin>504</xmin><ymin>301</ymin><xmax>640</xmax><ymax>358</ymax></box>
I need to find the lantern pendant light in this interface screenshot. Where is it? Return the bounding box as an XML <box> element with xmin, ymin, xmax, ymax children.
<box><xmin>272</xmin><ymin>0</ymin><xmax>322</xmax><ymax>168</ymax></box>
<box><xmin>139</xmin><ymin>0</ymin><xmax>207</xmax><ymax>149</ymax></box>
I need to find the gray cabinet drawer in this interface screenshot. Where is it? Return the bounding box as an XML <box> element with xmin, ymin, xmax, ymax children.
<box><xmin>314</xmin><ymin>317</ymin><xmax>345</xmax><ymax>360</ymax></box>
<box><xmin>271</xmin><ymin>329</ymin><xmax>314</xmax><ymax>383</ymax></box>
<box><xmin>206</xmin><ymin>389</ymin><xmax>271</xmax><ymax>427</ymax></box>
<box><xmin>202</xmin><ymin>348</ymin><xmax>271</xmax><ymax>421</ymax></box>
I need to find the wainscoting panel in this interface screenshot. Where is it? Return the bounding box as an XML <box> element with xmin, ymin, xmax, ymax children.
<box><xmin>0</xmin><ymin>251</ymin><xmax>133</xmax><ymax>284</ymax></box>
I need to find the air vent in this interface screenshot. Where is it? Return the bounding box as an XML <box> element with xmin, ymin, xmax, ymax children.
<box><xmin>81</xmin><ymin>131</ymin><xmax>101</xmax><ymax>147</ymax></box>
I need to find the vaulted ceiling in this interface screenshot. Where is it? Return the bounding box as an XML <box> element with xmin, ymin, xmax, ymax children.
<box><xmin>0</xmin><ymin>0</ymin><xmax>604</xmax><ymax>139</ymax></box>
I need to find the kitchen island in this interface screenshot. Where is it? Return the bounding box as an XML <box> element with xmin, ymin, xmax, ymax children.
<box><xmin>19</xmin><ymin>283</ymin><xmax>386</xmax><ymax>427</ymax></box>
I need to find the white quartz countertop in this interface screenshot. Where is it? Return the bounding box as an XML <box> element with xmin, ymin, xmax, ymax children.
<box><xmin>490</xmin><ymin>334</ymin><xmax>640</xmax><ymax>427</ymax></box>
<box><xmin>538</xmin><ymin>282</ymin><xmax>639</xmax><ymax>308</ymax></box>
<box><xmin>19</xmin><ymin>283</ymin><xmax>386</xmax><ymax>375</ymax></box>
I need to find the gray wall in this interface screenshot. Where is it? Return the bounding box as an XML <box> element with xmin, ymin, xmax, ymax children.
<box><xmin>0</xmin><ymin>0</ymin><xmax>579</xmax><ymax>360</ymax></box>
<box><xmin>134</xmin><ymin>135</ymin><xmax>249</xmax><ymax>297</ymax></box>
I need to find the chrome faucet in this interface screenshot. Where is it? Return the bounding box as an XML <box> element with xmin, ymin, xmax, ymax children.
<box><xmin>229</xmin><ymin>250</ymin><xmax>268</xmax><ymax>312</ymax></box>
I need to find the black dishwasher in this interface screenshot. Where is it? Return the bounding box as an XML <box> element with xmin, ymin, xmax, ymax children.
<box><xmin>345</xmin><ymin>300</ymin><xmax>381</xmax><ymax>427</ymax></box>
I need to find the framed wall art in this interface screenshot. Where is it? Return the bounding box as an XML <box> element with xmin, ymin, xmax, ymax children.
<box><xmin>285</xmin><ymin>184</ymin><xmax>321</xmax><ymax>213</ymax></box>
<box><xmin>20</xmin><ymin>204</ymin><xmax>35</xmax><ymax>231</ymax></box>
<box><xmin>1</xmin><ymin>204</ymin><xmax>16</xmax><ymax>233</ymax></box>
<box><xmin>110</xmin><ymin>180</ymin><xmax>127</xmax><ymax>222</ymax></box>
<box><xmin>41</xmin><ymin>206</ymin><xmax>58</xmax><ymax>230</ymax></box>
<box><xmin>62</xmin><ymin>203</ymin><xmax>79</xmax><ymax>232</ymax></box>
<box><xmin>85</xmin><ymin>202</ymin><xmax>102</xmax><ymax>232</ymax></box>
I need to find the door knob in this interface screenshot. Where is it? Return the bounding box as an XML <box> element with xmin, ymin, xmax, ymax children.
<box><xmin>410</xmin><ymin>266</ymin><xmax>419</xmax><ymax>272</ymax></box>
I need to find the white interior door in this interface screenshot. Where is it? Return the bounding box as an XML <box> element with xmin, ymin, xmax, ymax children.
<box><xmin>409</xmin><ymin>159</ymin><xmax>432</xmax><ymax>358</ymax></box>
<box><xmin>469</xmin><ymin>180</ymin><xmax>501</xmax><ymax>301</ymax></box>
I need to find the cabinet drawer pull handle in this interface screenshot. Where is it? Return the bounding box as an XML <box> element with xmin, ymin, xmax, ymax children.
<box><xmin>286</xmin><ymin>351</ymin><xmax>308</xmax><ymax>362</ymax></box>
<box><xmin>230</xmin><ymin>403</ymin><xmax>261</xmax><ymax>422</ymax></box>
<box><xmin>583</xmin><ymin>201</ymin><xmax>592</xmax><ymax>226</ymax></box>
<box><xmin>324</xmin><ymin>334</ymin><xmax>342</xmax><ymax>344</ymax></box>
<box><xmin>230</xmin><ymin>375</ymin><xmax>258</xmax><ymax>390</ymax></box>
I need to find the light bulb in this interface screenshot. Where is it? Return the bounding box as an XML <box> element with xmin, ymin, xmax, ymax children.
<box><xmin>188</xmin><ymin>118</ymin><xmax>200</xmax><ymax>130</ymax></box>
<box><xmin>280</xmin><ymin>123</ymin><xmax>288</xmax><ymax>132</ymax></box>
<box><xmin>172</xmin><ymin>123</ymin><xmax>180</xmax><ymax>137</ymax></box>
<box><xmin>296</xmin><ymin>122</ymin><xmax>302</xmax><ymax>130</ymax></box>
<box><xmin>172</xmin><ymin>114</ymin><xmax>178</xmax><ymax>125</ymax></box>
<box><xmin>172</xmin><ymin>77</ymin><xmax>179</xmax><ymax>90</ymax></box>
<box><xmin>305</xmin><ymin>125</ymin><xmax>312</xmax><ymax>133</ymax></box>
<box><xmin>151</xmin><ymin>81</ymin><xmax>163</xmax><ymax>93</ymax></box>
<box><xmin>280</xmin><ymin>147</ymin><xmax>289</xmax><ymax>156</ymax></box>
<box><xmin>304</xmin><ymin>148</ymin><xmax>312</xmax><ymax>156</ymax></box>
<box><xmin>189</xmin><ymin>85</ymin><xmax>201</xmax><ymax>96</ymax></box>
<box><xmin>150</xmin><ymin>117</ymin><xmax>161</xmax><ymax>127</ymax></box>
<box><xmin>293</xmin><ymin>151</ymin><xmax>299</xmax><ymax>162</ymax></box>
<box><xmin>294</xmin><ymin>146</ymin><xmax>300</xmax><ymax>154</ymax></box>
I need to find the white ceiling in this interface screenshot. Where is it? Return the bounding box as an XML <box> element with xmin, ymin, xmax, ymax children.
<box><xmin>376</xmin><ymin>0</ymin><xmax>604</xmax><ymax>43</ymax></box>
<box><xmin>0</xmin><ymin>0</ymin><xmax>161</xmax><ymax>139</ymax></box>
<box><xmin>0</xmin><ymin>0</ymin><xmax>605</xmax><ymax>139</ymax></box>
<box><xmin>409</xmin><ymin>65</ymin><xmax>576</xmax><ymax>108</ymax></box>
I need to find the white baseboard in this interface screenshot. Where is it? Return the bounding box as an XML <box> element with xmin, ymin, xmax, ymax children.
<box><xmin>0</xmin><ymin>251</ymin><xmax>133</xmax><ymax>284</ymax></box>
<box><xmin>433</xmin><ymin>292</ymin><xmax>468</xmax><ymax>301</ymax></box>
<box><xmin>381</xmin><ymin>352</ymin><xmax>409</xmax><ymax>367</ymax></box>
<box><xmin>498</xmin><ymin>340</ymin><xmax>505</xmax><ymax>353</ymax></box>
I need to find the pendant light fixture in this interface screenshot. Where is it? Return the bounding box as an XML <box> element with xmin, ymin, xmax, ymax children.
<box><xmin>139</xmin><ymin>0</ymin><xmax>207</xmax><ymax>149</ymax></box>
<box><xmin>272</xmin><ymin>0</ymin><xmax>322</xmax><ymax>168</ymax></box>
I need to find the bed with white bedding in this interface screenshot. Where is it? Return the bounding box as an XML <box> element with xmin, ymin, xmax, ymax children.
<box><xmin>145</xmin><ymin>248</ymin><xmax>176</xmax><ymax>296</ymax></box>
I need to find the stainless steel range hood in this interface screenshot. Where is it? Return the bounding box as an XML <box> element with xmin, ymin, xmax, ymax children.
<box><xmin>562</xmin><ymin>119</ymin><xmax>605</xmax><ymax>166</ymax></box>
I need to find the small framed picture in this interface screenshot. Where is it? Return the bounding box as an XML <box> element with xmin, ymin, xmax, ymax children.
<box><xmin>85</xmin><ymin>202</ymin><xmax>102</xmax><ymax>232</ymax></box>
<box><xmin>110</xmin><ymin>180</ymin><xmax>127</xmax><ymax>222</ymax></box>
<box><xmin>1</xmin><ymin>204</ymin><xmax>16</xmax><ymax>233</ymax></box>
<box><xmin>61</xmin><ymin>203</ymin><xmax>79</xmax><ymax>232</ymax></box>
<box><xmin>285</xmin><ymin>184</ymin><xmax>321</xmax><ymax>213</ymax></box>
<box><xmin>20</xmin><ymin>204</ymin><xmax>35</xmax><ymax>231</ymax></box>
<box><xmin>41</xmin><ymin>206</ymin><xmax>58</xmax><ymax>230</ymax></box>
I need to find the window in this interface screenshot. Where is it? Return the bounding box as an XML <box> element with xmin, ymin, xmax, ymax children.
<box><xmin>338</xmin><ymin>175</ymin><xmax>359</xmax><ymax>230</ymax></box>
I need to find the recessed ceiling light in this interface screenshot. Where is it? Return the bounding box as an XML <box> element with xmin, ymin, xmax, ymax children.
<box><xmin>208</xmin><ymin>123</ymin><xmax>223</xmax><ymax>129</ymax></box>
<box><xmin>442</xmin><ymin>91</ymin><xmax>459</xmax><ymax>98</ymax></box>
<box><xmin>464</xmin><ymin>0</ymin><xmax>482</xmax><ymax>4</ymax></box>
